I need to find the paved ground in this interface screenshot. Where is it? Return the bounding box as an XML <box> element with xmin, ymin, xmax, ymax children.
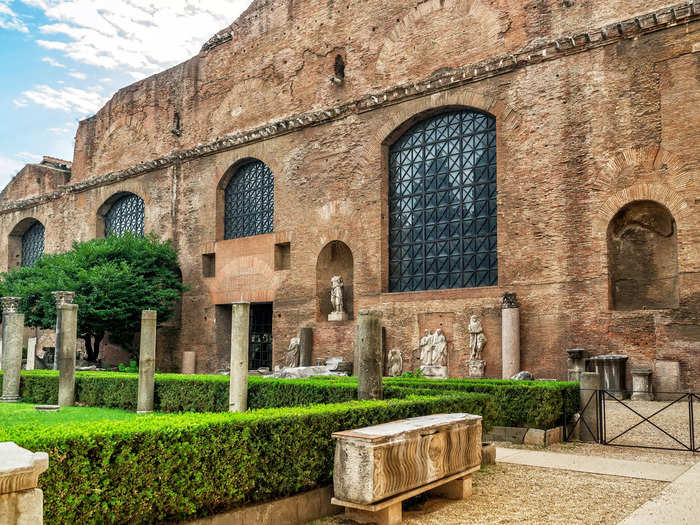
<box><xmin>496</xmin><ymin>447</ymin><xmax>691</xmax><ymax>481</ymax></box>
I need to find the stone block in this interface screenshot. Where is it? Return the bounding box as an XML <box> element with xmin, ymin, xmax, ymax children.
<box><xmin>333</xmin><ymin>413</ymin><xmax>482</xmax><ymax>505</ymax></box>
<box><xmin>653</xmin><ymin>360</ymin><xmax>681</xmax><ymax>400</ymax></box>
<box><xmin>523</xmin><ymin>428</ymin><xmax>545</xmax><ymax>446</ymax></box>
<box><xmin>481</xmin><ymin>443</ymin><xmax>496</xmax><ymax>466</ymax></box>
<box><xmin>545</xmin><ymin>426</ymin><xmax>563</xmax><ymax>445</ymax></box>
<box><xmin>0</xmin><ymin>442</ymin><xmax>48</xmax><ymax>525</ymax></box>
<box><xmin>482</xmin><ymin>426</ymin><xmax>528</xmax><ymax>443</ymax></box>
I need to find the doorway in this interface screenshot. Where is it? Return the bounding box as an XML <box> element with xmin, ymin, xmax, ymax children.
<box><xmin>249</xmin><ymin>303</ymin><xmax>273</xmax><ymax>370</ymax></box>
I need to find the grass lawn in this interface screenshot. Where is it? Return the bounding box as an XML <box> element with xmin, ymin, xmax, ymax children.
<box><xmin>0</xmin><ymin>403</ymin><xmax>155</xmax><ymax>440</ymax></box>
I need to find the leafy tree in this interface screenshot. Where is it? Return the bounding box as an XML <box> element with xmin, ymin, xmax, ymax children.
<box><xmin>0</xmin><ymin>234</ymin><xmax>186</xmax><ymax>362</ymax></box>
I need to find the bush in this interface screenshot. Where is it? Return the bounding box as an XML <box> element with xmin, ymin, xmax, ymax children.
<box><xmin>2</xmin><ymin>371</ymin><xmax>577</xmax><ymax>429</ymax></box>
<box><xmin>1</xmin><ymin>393</ymin><xmax>493</xmax><ymax>525</ymax></box>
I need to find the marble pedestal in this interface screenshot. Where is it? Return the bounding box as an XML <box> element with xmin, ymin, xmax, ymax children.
<box><xmin>631</xmin><ymin>369</ymin><xmax>653</xmax><ymax>401</ymax></box>
<box><xmin>419</xmin><ymin>365</ymin><xmax>448</xmax><ymax>379</ymax></box>
<box><xmin>328</xmin><ymin>311</ymin><xmax>349</xmax><ymax>322</ymax></box>
<box><xmin>467</xmin><ymin>360</ymin><xmax>486</xmax><ymax>378</ymax></box>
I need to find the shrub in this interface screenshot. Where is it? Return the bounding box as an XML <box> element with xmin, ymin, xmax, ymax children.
<box><xmin>1</xmin><ymin>393</ymin><xmax>493</xmax><ymax>525</ymax></box>
<box><xmin>2</xmin><ymin>371</ymin><xmax>577</xmax><ymax>429</ymax></box>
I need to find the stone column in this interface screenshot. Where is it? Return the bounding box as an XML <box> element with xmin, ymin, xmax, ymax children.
<box><xmin>57</xmin><ymin>303</ymin><xmax>78</xmax><ymax>407</ymax></box>
<box><xmin>566</xmin><ymin>348</ymin><xmax>587</xmax><ymax>382</ymax></box>
<box><xmin>579</xmin><ymin>372</ymin><xmax>600</xmax><ymax>442</ymax></box>
<box><xmin>631</xmin><ymin>369</ymin><xmax>653</xmax><ymax>401</ymax></box>
<box><xmin>355</xmin><ymin>310</ymin><xmax>383</xmax><ymax>401</ymax></box>
<box><xmin>1</xmin><ymin>298</ymin><xmax>24</xmax><ymax>403</ymax></box>
<box><xmin>51</xmin><ymin>291</ymin><xmax>75</xmax><ymax>371</ymax></box>
<box><xmin>299</xmin><ymin>327</ymin><xmax>313</xmax><ymax>367</ymax></box>
<box><xmin>229</xmin><ymin>302</ymin><xmax>250</xmax><ymax>413</ymax></box>
<box><xmin>0</xmin><ymin>442</ymin><xmax>49</xmax><ymax>525</ymax></box>
<box><xmin>26</xmin><ymin>337</ymin><xmax>37</xmax><ymax>371</ymax></box>
<box><xmin>501</xmin><ymin>292</ymin><xmax>520</xmax><ymax>379</ymax></box>
<box><xmin>182</xmin><ymin>351</ymin><xmax>196</xmax><ymax>374</ymax></box>
<box><xmin>137</xmin><ymin>310</ymin><xmax>157</xmax><ymax>414</ymax></box>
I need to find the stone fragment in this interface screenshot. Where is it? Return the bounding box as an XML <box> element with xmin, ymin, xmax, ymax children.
<box><xmin>510</xmin><ymin>371</ymin><xmax>533</xmax><ymax>380</ymax></box>
<box><xmin>137</xmin><ymin>310</ymin><xmax>157</xmax><ymax>414</ymax></box>
<box><xmin>57</xmin><ymin>303</ymin><xmax>78</xmax><ymax>407</ymax></box>
<box><xmin>631</xmin><ymin>368</ymin><xmax>653</xmax><ymax>401</ymax></box>
<box><xmin>25</xmin><ymin>337</ymin><xmax>36</xmax><ymax>371</ymax></box>
<box><xmin>0</xmin><ymin>442</ymin><xmax>49</xmax><ymax>525</ymax></box>
<box><xmin>229</xmin><ymin>302</ymin><xmax>249</xmax><ymax>412</ymax></box>
<box><xmin>1</xmin><ymin>298</ymin><xmax>24</xmax><ymax>403</ymax></box>
<box><xmin>356</xmin><ymin>310</ymin><xmax>383</xmax><ymax>400</ymax></box>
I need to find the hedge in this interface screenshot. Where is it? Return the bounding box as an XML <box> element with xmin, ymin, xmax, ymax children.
<box><xmin>1</xmin><ymin>393</ymin><xmax>493</xmax><ymax>525</ymax></box>
<box><xmin>1</xmin><ymin>370</ymin><xmax>577</xmax><ymax>429</ymax></box>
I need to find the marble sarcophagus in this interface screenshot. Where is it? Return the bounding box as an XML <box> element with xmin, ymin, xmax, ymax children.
<box><xmin>332</xmin><ymin>413</ymin><xmax>482</xmax><ymax>505</ymax></box>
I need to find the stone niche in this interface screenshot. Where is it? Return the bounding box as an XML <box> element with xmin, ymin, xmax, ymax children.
<box><xmin>607</xmin><ymin>200</ymin><xmax>678</xmax><ymax>310</ymax></box>
<box><xmin>316</xmin><ymin>240</ymin><xmax>354</xmax><ymax>321</ymax></box>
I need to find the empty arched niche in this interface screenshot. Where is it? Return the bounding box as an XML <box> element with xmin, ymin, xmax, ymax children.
<box><xmin>607</xmin><ymin>200</ymin><xmax>679</xmax><ymax>310</ymax></box>
<box><xmin>316</xmin><ymin>241</ymin><xmax>354</xmax><ymax>320</ymax></box>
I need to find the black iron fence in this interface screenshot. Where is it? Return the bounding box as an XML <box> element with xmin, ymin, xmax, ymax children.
<box><xmin>565</xmin><ymin>389</ymin><xmax>699</xmax><ymax>452</ymax></box>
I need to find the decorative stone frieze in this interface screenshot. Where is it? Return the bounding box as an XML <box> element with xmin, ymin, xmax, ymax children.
<box><xmin>51</xmin><ymin>291</ymin><xmax>75</xmax><ymax>307</ymax></box>
<box><xmin>1</xmin><ymin>297</ymin><xmax>21</xmax><ymax>314</ymax></box>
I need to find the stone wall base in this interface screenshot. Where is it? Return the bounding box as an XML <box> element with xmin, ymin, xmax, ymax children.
<box><xmin>184</xmin><ymin>486</ymin><xmax>341</xmax><ymax>525</ymax></box>
<box><xmin>483</xmin><ymin>425</ymin><xmax>565</xmax><ymax>446</ymax></box>
<box><xmin>0</xmin><ymin>488</ymin><xmax>43</xmax><ymax>525</ymax></box>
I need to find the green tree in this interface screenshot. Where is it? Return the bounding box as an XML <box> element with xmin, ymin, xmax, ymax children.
<box><xmin>0</xmin><ymin>234</ymin><xmax>186</xmax><ymax>362</ymax></box>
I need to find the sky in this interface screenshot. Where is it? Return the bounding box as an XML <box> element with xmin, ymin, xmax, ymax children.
<box><xmin>0</xmin><ymin>0</ymin><xmax>253</xmax><ymax>191</ymax></box>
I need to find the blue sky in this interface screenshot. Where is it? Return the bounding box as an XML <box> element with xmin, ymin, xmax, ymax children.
<box><xmin>0</xmin><ymin>0</ymin><xmax>252</xmax><ymax>190</ymax></box>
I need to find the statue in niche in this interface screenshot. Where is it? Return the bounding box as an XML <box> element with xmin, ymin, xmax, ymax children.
<box><xmin>419</xmin><ymin>329</ymin><xmax>434</xmax><ymax>366</ymax></box>
<box><xmin>432</xmin><ymin>329</ymin><xmax>448</xmax><ymax>366</ymax></box>
<box><xmin>469</xmin><ymin>315</ymin><xmax>487</xmax><ymax>361</ymax></box>
<box><xmin>285</xmin><ymin>337</ymin><xmax>300</xmax><ymax>368</ymax></box>
<box><xmin>387</xmin><ymin>349</ymin><xmax>403</xmax><ymax>377</ymax></box>
<box><xmin>328</xmin><ymin>275</ymin><xmax>348</xmax><ymax>321</ymax></box>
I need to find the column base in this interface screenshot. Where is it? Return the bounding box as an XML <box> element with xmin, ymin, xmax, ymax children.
<box><xmin>345</xmin><ymin>502</ymin><xmax>402</xmax><ymax>525</ymax></box>
<box><xmin>0</xmin><ymin>396</ymin><xmax>20</xmax><ymax>403</ymax></box>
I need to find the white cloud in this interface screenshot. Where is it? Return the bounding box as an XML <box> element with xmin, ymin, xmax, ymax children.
<box><xmin>42</xmin><ymin>56</ymin><xmax>66</xmax><ymax>68</ymax></box>
<box><xmin>0</xmin><ymin>1</ymin><xmax>28</xmax><ymax>32</ymax></box>
<box><xmin>68</xmin><ymin>71</ymin><xmax>86</xmax><ymax>79</ymax></box>
<box><xmin>24</xmin><ymin>1</ymin><xmax>252</xmax><ymax>73</ymax></box>
<box><xmin>0</xmin><ymin>154</ymin><xmax>25</xmax><ymax>187</ymax></box>
<box><xmin>20</xmin><ymin>84</ymin><xmax>107</xmax><ymax>114</ymax></box>
<box><xmin>13</xmin><ymin>98</ymin><xmax>29</xmax><ymax>107</ymax></box>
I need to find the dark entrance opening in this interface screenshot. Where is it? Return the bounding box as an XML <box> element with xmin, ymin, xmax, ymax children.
<box><xmin>249</xmin><ymin>303</ymin><xmax>273</xmax><ymax>370</ymax></box>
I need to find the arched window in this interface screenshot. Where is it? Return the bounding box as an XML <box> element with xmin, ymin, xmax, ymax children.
<box><xmin>21</xmin><ymin>221</ymin><xmax>45</xmax><ymax>267</ymax></box>
<box><xmin>224</xmin><ymin>160</ymin><xmax>274</xmax><ymax>240</ymax></box>
<box><xmin>388</xmin><ymin>109</ymin><xmax>497</xmax><ymax>292</ymax></box>
<box><xmin>104</xmin><ymin>193</ymin><xmax>145</xmax><ymax>237</ymax></box>
<box><xmin>607</xmin><ymin>201</ymin><xmax>678</xmax><ymax>310</ymax></box>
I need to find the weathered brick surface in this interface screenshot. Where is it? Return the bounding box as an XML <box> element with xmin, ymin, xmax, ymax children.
<box><xmin>0</xmin><ymin>1</ymin><xmax>697</xmax><ymax>389</ymax></box>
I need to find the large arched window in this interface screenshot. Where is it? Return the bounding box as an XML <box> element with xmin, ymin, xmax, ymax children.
<box><xmin>104</xmin><ymin>193</ymin><xmax>145</xmax><ymax>237</ymax></box>
<box><xmin>388</xmin><ymin>109</ymin><xmax>497</xmax><ymax>292</ymax></box>
<box><xmin>21</xmin><ymin>221</ymin><xmax>45</xmax><ymax>267</ymax></box>
<box><xmin>224</xmin><ymin>160</ymin><xmax>274</xmax><ymax>240</ymax></box>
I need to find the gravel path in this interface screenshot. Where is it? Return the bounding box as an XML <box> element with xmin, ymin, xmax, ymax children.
<box><xmin>317</xmin><ymin>463</ymin><xmax>665</xmax><ymax>525</ymax></box>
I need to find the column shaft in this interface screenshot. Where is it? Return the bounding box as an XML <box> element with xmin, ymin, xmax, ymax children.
<box><xmin>501</xmin><ymin>307</ymin><xmax>520</xmax><ymax>379</ymax></box>
<box><xmin>229</xmin><ymin>303</ymin><xmax>250</xmax><ymax>412</ymax></box>
<box><xmin>137</xmin><ymin>310</ymin><xmax>157</xmax><ymax>414</ymax></box>
<box><xmin>356</xmin><ymin>310</ymin><xmax>383</xmax><ymax>401</ymax></box>
<box><xmin>1</xmin><ymin>313</ymin><xmax>25</xmax><ymax>402</ymax></box>
<box><xmin>57</xmin><ymin>304</ymin><xmax>78</xmax><ymax>407</ymax></box>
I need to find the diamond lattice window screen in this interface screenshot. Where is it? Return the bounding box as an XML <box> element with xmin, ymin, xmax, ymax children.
<box><xmin>388</xmin><ymin>110</ymin><xmax>497</xmax><ymax>292</ymax></box>
<box><xmin>104</xmin><ymin>193</ymin><xmax>145</xmax><ymax>237</ymax></box>
<box><xmin>21</xmin><ymin>221</ymin><xmax>45</xmax><ymax>267</ymax></box>
<box><xmin>224</xmin><ymin>160</ymin><xmax>274</xmax><ymax>240</ymax></box>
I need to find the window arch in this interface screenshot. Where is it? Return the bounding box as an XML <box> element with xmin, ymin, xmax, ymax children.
<box><xmin>224</xmin><ymin>160</ymin><xmax>274</xmax><ymax>240</ymax></box>
<box><xmin>104</xmin><ymin>193</ymin><xmax>145</xmax><ymax>237</ymax></box>
<box><xmin>607</xmin><ymin>200</ymin><xmax>678</xmax><ymax>310</ymax></box>
<box><xmin>21</xmin><ymin>221</ymin><xmax>45</xmax><ymax>267</ymax></box>
<box><xmin>388</xmin><ymin>109</ymin><xmax>497</xmax><ymax>292</ymax></box>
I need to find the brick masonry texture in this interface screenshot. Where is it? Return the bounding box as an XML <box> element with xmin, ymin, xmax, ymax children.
<box><xmin>0</xmin><ymin>1</ymin><xmax>698</xmax><ymax>389</ymax></box>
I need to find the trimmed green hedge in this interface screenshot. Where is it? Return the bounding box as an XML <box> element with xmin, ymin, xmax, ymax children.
<box><xmin>1</xmin><ymin>393</ymin><xmax>493</xmax><ymax>525</ymax></box>
<box><xmin>2</xmin><ymin>370</ymin><xmax>577</xmax><ymax>429</ymax></box>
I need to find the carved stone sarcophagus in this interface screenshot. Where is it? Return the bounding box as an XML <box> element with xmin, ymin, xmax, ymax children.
<box><xmin>332</xmin><ymin>413</ymin><xmax>482</xmax><ymax>505</ymax></box>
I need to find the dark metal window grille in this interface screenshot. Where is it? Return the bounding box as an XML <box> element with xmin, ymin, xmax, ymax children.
<box><xmin>388</xmin><ymin>110</ymin><xmax>498</xmax><ymax>292</ymax></box>
<box><xmin>104</xmin><ymin>194</ymin><xmax>145</xmax><ymax>237</ymax></box>
<box><xmin>249</xmin><ymin>304</ymin><xmax>273</xmax><ymax>370</ymax></box>
<box><xmin>224</xmin><ymin>160</ymin><xmax>274</xmax><ymax>240</ymax></box>
<box><xmin>21</xmin><ymin>222</ymin><xmax>45</xmax><ymax>267</ymax></box>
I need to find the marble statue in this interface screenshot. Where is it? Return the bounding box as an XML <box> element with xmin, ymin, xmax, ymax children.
<box><xmin>419</xmin><ymin>328</ymin><xmax>448</xmax><ymax>378</ymax></box>
<box><xmin>468</xmin><ymin>315</ymin><xmax>487</xmax><ymax>361</ymax></box>
<box><xmin>419</xmin><ymin>329</ymin><xmax>433</xmax><ymax>366</ymax></box>
<box><xmin>467</xmin><ymin>315</ymin><xmax>487</xmax><ymax>378</ymax></box>
<box><xmin>387</xmin><ymin>348</ymin><xmax>403</xmax><ymax>377</ymax></box>
<box><xmin>432</xmin><ymin>329</ymin><xmax>447</xmax><ymax>366</ymax></box>
<box><xmin>328</xmin><ymin>275</ymin><xmax>348</xmax><ymax>321</ymax></box>
<box><xmin>285</xmin><ymin>337</ymin><xmax>300</xmax><ymax>368</ymax></box>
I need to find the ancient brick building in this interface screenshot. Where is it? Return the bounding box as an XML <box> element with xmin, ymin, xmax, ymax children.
<box><xmin>1</xmin><ymin>0</ymin><xmax>698</xmax><ymax>390</ymax></box>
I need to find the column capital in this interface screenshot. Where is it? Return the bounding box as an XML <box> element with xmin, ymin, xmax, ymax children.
<box><xmin>52</xmin><ymin>291</ymin><xmax>75</xmax><ymax>307</ymax></box>
<box><xmin>1</xmin><ymin>297</ymin><xmax>21</xmax><ymax>314</ymax></box>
